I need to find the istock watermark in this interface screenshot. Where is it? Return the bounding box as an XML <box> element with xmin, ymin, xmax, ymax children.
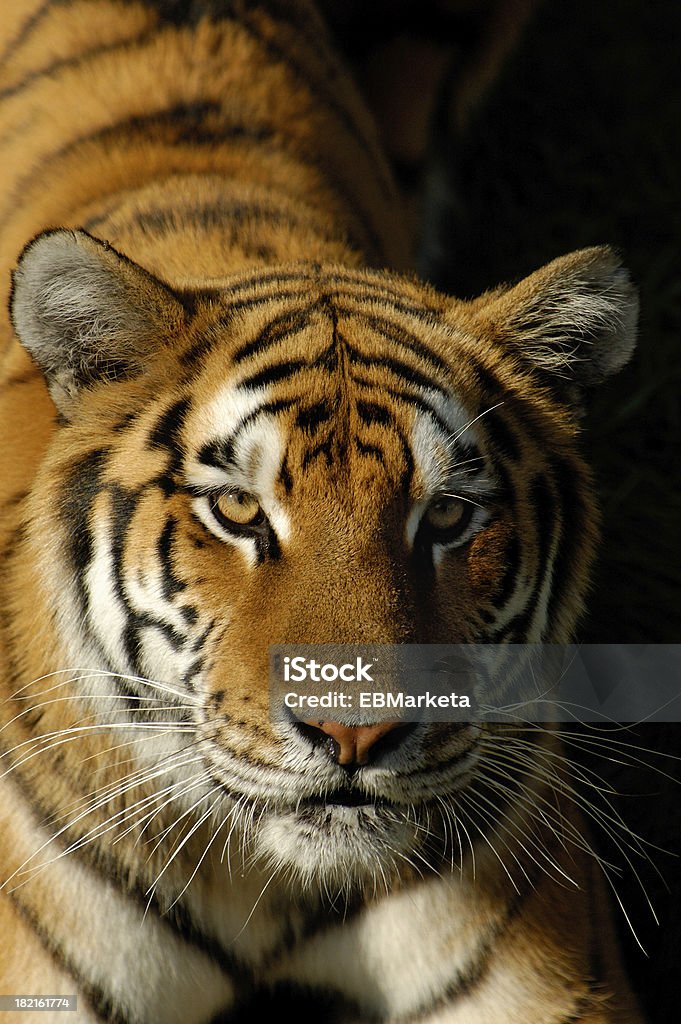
<box><xmin>283</xmin><ymin>656</ymin><xmax>375</xmax><ymax>683</ymax></box>
<box><xmin>270</xmin><ymin>644</ymin><xmax>681</xmax><ymax>726</ymax></box>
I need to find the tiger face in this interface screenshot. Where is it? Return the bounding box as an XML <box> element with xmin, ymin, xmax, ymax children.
<box><xmin>10</xmin><ymin>228</ymin><xmax>637</xmax><ymax>889</ymax></box>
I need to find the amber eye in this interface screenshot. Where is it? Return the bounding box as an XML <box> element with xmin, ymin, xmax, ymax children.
<box><xmin>423</xmin><ymin>495</ymin><xmax>474</xmax><ymax>542</ymax></box>
<box><xmin>211</xmin><ymin>490</ymin><xmax>262</xmax><ymax>529</ymax></box>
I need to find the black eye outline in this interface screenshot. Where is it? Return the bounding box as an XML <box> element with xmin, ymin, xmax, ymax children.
<box><xmin>205</xmin><ymin>489</ymin><xmax>281</xmax><ymax>562</ymax></box>
<box><xmin>419</xmin><ymin>496</ymin><xmax>476</xmax><ymax>549</ymax></box>
<box><xmin>209</xmin><ymin>489</ymin><xmax>266</xmax><ymax>535</ymax></box>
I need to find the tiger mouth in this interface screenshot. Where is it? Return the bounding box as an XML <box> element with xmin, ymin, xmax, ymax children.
<box><xmin>299</xmin><ymin>788</ymin><xmax>397</xmax><ymax>810</ymax></box>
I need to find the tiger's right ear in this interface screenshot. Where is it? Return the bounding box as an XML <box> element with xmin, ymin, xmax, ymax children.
<box><xmin>466</xmin><ymin>246</ymin><xmax>638</xmax><ymax>393</ymax></box>
<box><xmin>10</xmin><ymin>229</ymin><xmax>186</xmax><ymax>416</ymax></box>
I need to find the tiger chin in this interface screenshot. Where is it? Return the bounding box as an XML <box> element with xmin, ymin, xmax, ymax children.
<box><xmin>0</xmin><ymin>2</ymin><xmax>646</xmax><ymax>1023</ymax></box>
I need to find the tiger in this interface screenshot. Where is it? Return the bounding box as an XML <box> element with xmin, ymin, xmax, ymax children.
<box><xmin>0</xmin><ymin>2</ymin><xmax>644</xmax><ymax>1023</ymax></box>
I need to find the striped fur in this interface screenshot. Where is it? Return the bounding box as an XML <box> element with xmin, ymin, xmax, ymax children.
<box><xmin>0</xmin><ymin>3</ymin><xmax>642</xmax><ymax>1023</ymax></box>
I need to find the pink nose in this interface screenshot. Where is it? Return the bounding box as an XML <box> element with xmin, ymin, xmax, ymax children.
<box><xmin>303</xmin><ymin>719</ymin><xmax>405</xmax><ymax>766</ymax></box>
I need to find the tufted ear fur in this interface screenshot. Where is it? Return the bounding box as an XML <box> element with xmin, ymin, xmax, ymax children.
<box><xmin>10</xmin><ymin>228</ymin><xmax>186</xmax><ymax>416</ymax></box>
<box><xmin>474</xmin><ymin>246</ymin><xmax>639</xmax><ymax>389</ymax></box>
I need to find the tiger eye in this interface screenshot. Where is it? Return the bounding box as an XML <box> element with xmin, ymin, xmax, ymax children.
<box><xmin>425</xmin><ymin>497</ymin><xmax>467</xmax><ymax>532</ymax></box>
<box><xmin>213</xmin><ymin>490</ymin><xmax>262</xmax><ymax>527</ymax></box>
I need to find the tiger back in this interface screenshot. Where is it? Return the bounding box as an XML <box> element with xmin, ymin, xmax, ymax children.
<box><xmin>0</xmin><ymin>3</ymin><xmax>643</xmax><ymax>1023</ymax></box>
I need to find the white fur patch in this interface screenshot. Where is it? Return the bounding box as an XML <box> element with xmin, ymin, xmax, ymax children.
<box><xmin>85</xmin><ymin>507</ymin><xmax>131</xmax><ymax>673</ymax></box>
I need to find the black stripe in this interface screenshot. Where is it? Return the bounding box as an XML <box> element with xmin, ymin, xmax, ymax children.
<box><xmin>152</xmin><ymin>472</ymin><xmax>179</xmax><ymax>498</ymax></box>
<box><xmin>356</xmin><ymin>400</ymin><xmax>392</xmax><ymax>427</ymax></box>
<box><xmin>466</xmin><ymin>356</ymin><xmax>554</xmax><ymax>460</ymax></box>
<box><xmin>60</xmin><ymin>448</ymin><xmax>109</xmax><ymax>609</ymax></box>
<box><xmin>108</xmin><ymin>485</ymin><xmax>145</xmax><ymax>676</ymax></box>
<box><xmin>182</xmin><ymin>263</ymin><xmax>442</xmax><ymax>319</ymax></box>
<box><xmin>354</xmin><ymin>438</ymin><xmax>386</xmax><ymax>465</ymax></box>
<box><xmin>0</xmin><ymin>489</ymin><xmax>29</xmax><ymax>518</ymax></box>
<box><xmin>231</xmin><ymin>305</ymin><xmax>316</xmax><ymax>364</ymax></box>
<box><xmin>0</xmin><ymin>0</ymin><xmax>56</xmax><ymax>66</ymax></box>
<box><xmin>238</xmin><ymin>358</ymin><xmax>308</xmax><ymax>391</ymax></box>
<box><xmin>353</xmin><ymin>396</ymin><xmax>415</xmax><ymax>483</ymax></box>
<box><xmin>336</xmin><ymin>306</ymin><xmax>451</xmax><ymax>375</ymax></box>
<box><xmin>301</xmin><ymin>436</ymin><xmax>335</xmax><ymax>470</ymax></box>
<box><xmin>345</xmin><ymin>340</ymin><xmax>450</xmax><ymax>400</ymax></box>
<box><xmin>0</xmin><ymin>24</ymin><xmax>158</xmax><ymax>102</ymax></box>
<box><xmin>181</xmin><ymin>289</ymin><xmax>318</xmax><ymax>367</ymax></box>
<box><xmin>353</xmin><ymin>377</ymin><xmax>455</xmax><ymax>439</ymax></box>
<box><xmin>61</xmin><ymin>78</ymin><xmax>388</xmax><ymax>265</ymax></box>
<box><xmin>112</xmin><ymin>411</ymin><xmax>139</xmax><ymax>433</ymax></box>
<box><xmin>157</xmin><ymin>517</ymin><xmax>187</xmax><ymax>599</ymax></box>
<box><xmin>394</xmin><ymin>389</ymin><xmax>456</xmax><ymax>439</ymax></box>
<box><xmin>208</xmin><ymin>268</ymin><xmax>321</xmax><ymax>305</ymax></box>
<box><xmin>126</xmin><ymin>603</ymin><xmax>188</xmax><ymax>656</ymax></box>
<box><xmin>3</xmin><ymin>92</ymin><xmax>387</xmax><ymax>262</ymax></box>
<box><xmin>278</xmin><ymin>452</ymin><xmax>293</xmax><ymax>493</ymax></box>
<box><xmin>179</xmin><ymin>603</ymin><xmax>198</xmax><ymax>627</ymax></box>
<box><xmin>122</xmin><ymin>197</ymin><xmax>314</xmax><ymax>238</ymax></box>
<box><xmin>295</xmin><ymin>400</ymin><xmax>332</xmax><ymax>433</ymax></box>
<box><xmin>121</xmin><ymin>213</ymin><xmax>275</xmax><ymax>263</ymax></box>
<box><xmin>55</xmin><ymin>454</ymin><xmax>141</xmax><ymax>700</ymax></box>
<box><xmin>494</xmin><ymin>473</ymin><xmax>556</xmax><ymax>641</ymax></box>
<box><xmin>107</xmin><ymin>483</ymin><xmax>191</xmax><ymax>671</ymax></box>
<box><xmin>183</xmin><ymin>655</ymin><xmax>205</xmax><ymax>690</ymax></box>
<box><xmin>197</xmin><ymin>438</ymin><xmax>236</xmax><ymax>471</ymax></box>
<box><xmin>137</xmin><ymin>103</ymin><xmax>275</xmax><ymax>148</ymax></box>
<box><xmin>127</xmin><ymin>0</ymin><xmax>393</xmax><ymax>204</ymax></box>
<box><xmin>317</xmin><ymin>339</ymin><xmax>341</xmax><ymax>373</ymax></box>
<box><xmin>0</xmin><ymin>105</ymin><xmax>275</xmax><ymax>227</ymax></box>
<box><xmin>307</xmin><ymin>275</ymin><xmax>442</xmax><ymax>321</ymax></box>
<box><xmin>463</xmin><ymin>359</ymin><xmax>530</xmax><ymax>466</ymax></box>
<box><xmin>466</xmin><ymin>357</ymin><xmax>502</xmax><ymax>399</ymax></box>
<box><xmin>215</xmin><ymin>268</ymin><xmax>440</xmax><ymax>317</ymax></box>
<box><xmin>545</xmin><ymin>457</ymin><xmax>586</xmax><ymax>629</ymax></box>
<box><xmin>148</xmin><ymin>397</ymin><xmax>191</xmax><ymax>476</ymax></box>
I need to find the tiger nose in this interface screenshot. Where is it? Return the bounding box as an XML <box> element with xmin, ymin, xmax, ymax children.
<box><xmin>302</xmin><ymin>719</ymin><xmax>409</xmax><ymax>766</ymax></box>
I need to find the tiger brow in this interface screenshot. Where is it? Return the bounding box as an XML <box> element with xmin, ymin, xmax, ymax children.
<box><xmin>197</xmin><ymin>399</ymin><xmax>296</xmax><ymax>472</ymax></box>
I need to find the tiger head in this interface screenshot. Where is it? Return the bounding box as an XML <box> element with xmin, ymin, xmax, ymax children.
<box><xmin>9</xmin><ymin>229</ymin><xmax>637</xmax><ymax>888</ymax></box>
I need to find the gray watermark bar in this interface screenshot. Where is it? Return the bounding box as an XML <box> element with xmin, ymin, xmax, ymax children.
<box><xmin>270</xmin><ymin>644</ymin><xmax>681</xmax><ymax>724</ymax></box>
<box><xmin>0</xmin><ymin>996</ymin><xmax>77</xmax><ymax>1011</ymax></box>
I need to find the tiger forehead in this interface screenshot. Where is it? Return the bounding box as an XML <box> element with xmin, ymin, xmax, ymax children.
<box><xmin>185</xmin><ymin>281</ymin><xmax>458</xmax><ymax>383</ymax></box>
<box><xmin>185</xmin><ymin>292</ymin><xmax>475</xmax><ymax>492</ymax></box>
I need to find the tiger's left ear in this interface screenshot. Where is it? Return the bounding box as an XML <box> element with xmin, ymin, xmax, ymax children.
<box><xmin>10</xmin><ymin>228</ymin><xmax>186</xmax><ymax>416</ymax></box>
<box><xmin>473</xmin><ymin>246</ymin><xmax>639</xmax><ymax>388</ymax></box>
